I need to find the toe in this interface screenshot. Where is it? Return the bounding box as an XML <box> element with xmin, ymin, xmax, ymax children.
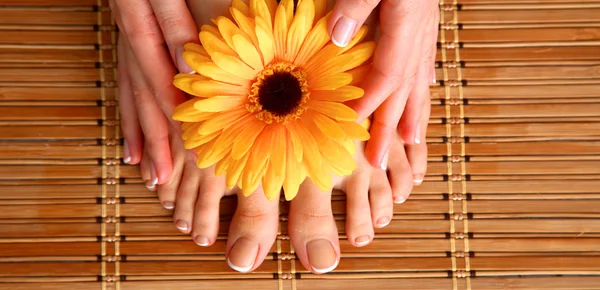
<box><xmin>406</xmin><ymin>97</ymin><xmax>430</xmax><ymax>186</ymax></box>
<box><xmin>172</xmin><ymin>161</ymin><xmax>202</xmax><ymax>234</ymax></box>
<box><xmin>191</xmin><ymin>169</ymin><xmax>226</xmax><ymax>246</ymax></box>
<box><xmin>369</xmin><ymin>169</ymin><xmax>394</xmax><ymax>229</ymax></box>
<box><xmin>289</xmin><ymin>181</ymin><xmax>340</xmax><ymax>274</ymax></box>
<box><xmin>156</xmin><ymin>135</ymin><xmax>186</xmax><ymax>210</ymax></box>
<box><xmin>343</xmin><ymin>172</ymin><xmax>374</xmax><ymax>247</ymax></box>
<box><xmin>226</xmin><ymin>187</ymin><xmax>279</xmax><ymax>273</ymax></box>
<box><xmin>387</xmin><ymin>138</ymin><xmax>414</xmax><ymax>204</ymax></box>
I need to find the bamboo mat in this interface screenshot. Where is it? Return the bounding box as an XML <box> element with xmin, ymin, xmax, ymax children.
<box><xmin>1</xmin><ymin>0</ymin><xmax>600</xmax><ymax>289</ymax></box>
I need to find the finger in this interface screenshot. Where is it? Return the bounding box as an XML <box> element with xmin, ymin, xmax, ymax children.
<box><xmin>149</xmin><ymin>0</ymin><xmax>199</xmax><ymax>73</ymax></box>
<box><xmin>328</xmin><ymin>0</ymin><xmax>381</xmax><ymax>47</ymax></box>
<box><xmin>405</xmin><ymin>96</ymin><xmax>431</xmax><ymax>186</ymax></box>
<box><xmin>289</xmin><ymin>181</ymin><xmax>340</xmax><ymax>274</ymax></box>
<box><xmin>117</xmin><ymin>36</ymin><xmax>142</xmax><ymax>165</ymax></box>
<box><xmin>116</xmin><ymin>0</ymin><xmax>187</xmax><ymax>119</ymax></box>
<box><xmin>124</xmin><ymin>39</ymin><xmax>173</xmax><ymax>185</ymax></box>
<box><xmin>364</xmin><ymin>88</ymin><xmax>408</xmax><ymax>170</ymax></box>
<box><xmin>387</xmin><ymin>138</ymin><xmax>413</xmax><ymax>204</ymax></box>
<box><xmin>348</xmin><ymin>1</ymin><xmax>429</xmax><ymax>122</ymax></box>
<box><xmin>139</xmin><ymin>148</ymin><xmax>156</xmax><ymax>191</ymax></box>
<box><xmin>226</xmin><ymin>188</ymin><xmax>279</xmax><ymax>273</ymax></box>
<box><xmin>397</xmin><ymin>11</ymin><xmax>438</xmax><ymax>145</ymax></box>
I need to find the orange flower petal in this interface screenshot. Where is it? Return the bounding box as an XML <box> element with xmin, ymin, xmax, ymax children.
<box><xmin>348</xmin><ymin>64</ymin><xmax>371</xmax><ymax>86</ymax></box>
<box><xmin>190</xmin><ymin>80</ymin><xmax>248</xmax><ymax>98</ymax></box>
<box><xmin>307</xmin><ymin>54</ymin><xmax>354</xmax><ymax>82</ymax></box>
<box><xmin>193</xmin><ymin>95</ymin><xmax>246</xmax><ymax>112</ymax></box>
<box><xmin>232</xmin><ymin>0</ymin><xmax>250</xmax><ymax>16</ymax></box>
<box><xmin>283</xmin><ymin>131</ymin><xmax>302</xmax><ymax>200</ymax></box>
<box><xmin>310</xmin><ymin>111</ymin><xmax>347</xmax><ymax>142</ymax></box>
<box><xmin>339</xmin><ymin>121</ymin><xmax>370</xmax><ymax>141</ymax></box>
<box><xmin>285</xmin><ymin>0</ymin><xmax>314</xmax><ymax>62</ymax></box>
<box><xmin>184</xmin><ymin>43</ymin><xmax>209</xmax><ymax>56</ymax></box>
<box><xmin>231</xmin><ymin>119</ymin><xmax>267</xmax><ymax>160</ymax></box>
<box><xmin>250</xmin><ymin>0</ymin><xmax>273</xmax><ymax>28</ymax></box>
<box><xmin>230</xmin><ymin>7</ymin><xmax>260</xmax><ymax>50</ymax></box>
<box><xmin>255</xmin><ymin>23</ymin><xmax>275</xmax><ymax>65</ymax></box>
<box><xmin>211</xmin><ymin>52</ymin><xmax>258</xmax><ymax>80</ymax></box>
<box><xmin>284</xmin><ymin>124</ymin><xmax>303</xmax><ymax>162</ymax></box>
<box><xmin>226</xmin><ymin>152</ymin><xmax>250</xmax><ymax>190</ymax></box>
<box><xmin>199</xmin><ymin>31</ymin><xmax>236</xmax><ymax>57</ymax></box>
<box><xmin>309</xmin><ymin>73</ymin><xmax>352</xmax><ymax>90</ymax></box>
<box><xmin>273</xmin><ymin>4</ymin><xmax>289</xmax><ymax>60</ymax></box>
<box><xmin>198</xmin><ymin>108</ymin><xmax>248</xmax><ymax>135</ymax></box>
<box><xmin>314</xmin><ymin>0</ymin><xmax>327</xmax><ymax>23</ymax></box>
<box><xmin>310</xmin><ymin>86</ymin><xmax>364</xmax><ymax>102</ymax></box>
<box><xmin>172</xmin><ymin>97</ymin><xmax>216</xmax><ymax>122</ymax></box>
<box><xmin>215</xmin><ymin>153</ymin><xmax>231</xmax><ymax>176</ymax></box>
<box><xmin>173</xmin><ymin>74</ymin><xmax>210</xmax><ymax>96</ymax></box>
<box><xmin>309</xmin><ymin>100</ymin><xmax>358</xmax><ymax>121</ymax></box>
<box><xmin>294</xmin><ymin>14</ymin><xmax>330</xmax><ymax>66</ymax></box>
<box><xmin>195</xmin><ymin>62</ymin><xmax>249</xmax><ymax>85</ymax></box>
<box><xmin>340</xmin><ymin>41</ymin><xmax>375</xmax><ymax>72</ymax></box>
<box><xmin>232</xmin><ymin>34</ymin><xmax>263</xmax><ymax>70</ymax></box>
<box><xmin>184</xmin><ymin>130</ymin><xmax>221</xmax><ymax>149</ymax></box>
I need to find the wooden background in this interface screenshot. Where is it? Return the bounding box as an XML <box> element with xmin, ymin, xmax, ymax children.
<box><xmin>0</xmin><ymin>0</ymin><xmax>599</xmax><ymax>289</ymax></box>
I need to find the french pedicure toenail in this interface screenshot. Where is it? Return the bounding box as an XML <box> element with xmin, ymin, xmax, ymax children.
<box><xmin>227</xmin><ymin>238</ymin><xmax>258</xmax><ymax>273</ymax></box>
<box><xmin>307</xmin><ymin>239</ymin><xmax>338</xmax><ymax>274</ymax></box>
<box><xmin>194</xmin><ymin>235</ymin><xmax>210</xmax><ymax>247</ymax></box>
<box><xmin>394</xmin><ymin>196</ymin><xmax>406</xmax><ymax>204</ymax></box>
<box><xmin>355</xmin><ymin>235</ymin><xmax>371</xmax><ymax>247</ymax></box>
<box><xmin>175</xmin><ymin>220</ymin><xmax>189</xmax><ymax>232</ymax></box>
<box><xmin>162</xmin><ymin>201</ymin><xmax>174</xmax><ymax>210</ymax></box>
<box><xmin>376</xmin><ymin>216</ymin><xmax>391</xmax><ymax>228</ymax></box>
<box><xmin>380</xmin><ymin>149</ymin><xmax>390</xmax><ymax>171</ymax></box>
<box><xmin>123</xmin><ymin>141</ymin><xmax>131</xmax><ymax>164</ymax></box>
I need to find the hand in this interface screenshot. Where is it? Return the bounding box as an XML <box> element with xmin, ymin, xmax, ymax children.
<box><xmin>111</xmin><ymin>0</ymin><xmax>199</xmax><ymax>186</ymax></box>
<box><xmin>328</xmin><ymin>0</ymin><xmax>439</xmax><ymax>175</ymax></box>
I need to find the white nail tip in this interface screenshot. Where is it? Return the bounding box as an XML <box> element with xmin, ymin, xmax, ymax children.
<box><xmin>331</xmin><ymin>37</ymin><xmax>347</xmax><ymax>48</ymax></box>
<box><xmin>123</xmin><ymin>156</ymin><xmax>131</xmax><ymax>164</ymax></box>
<box><xmin>394</xmin><ymin>197</ymin><xmax>406</xmax><ymax>205</ymax></box>
<box><xmin>176</xmin><ymin>225</ymin><xmax>188</xmax><ymax>232</ymax></box>
<box><xmin>415</xmin><ymin>137</ymin><xmax>421</xmax><ymax>144</ymax></box>
<box><xmin>195</xmin><ymin>240</ymin><xmax>209</xmax><ymax>247</ymax></box>
<box><xmin>188</xmin><ymin>70</ymin><xmax>196</xmax><ymax>74</ymax></box>
<box><xmin>163</xmin><ymin>205</ymin><xmax>174</xmax><ymax>210</ymax></box>
<box><xmin>355</xmin><ymin>239</ymin><xmax>370</xmax><ymax>246</ymax></box>
<box><xmin>145</xmin><ymin>184</ymin><xmax>156</xmax><ymax>190</ymax></box>
<box><xmin>413</xmin><ymin>179</ymin><xmax>424</xmax><ymax>185</ymax></box>
<box><xmin>151</xmin><ymin>177</ymin><xmax>158</xmax><ymax>186</ymax></box>
<box><xmin>227</xmin><ymin>258</ymin><xmax>253</xmax><ymax>273</ymax></box>
<box><xmin>312</xmin><ymin>259</ymin><xmax>339</xmax><ymax>274</ymax></box>
<box><xmin>381</xmin><ymin>150</ymin><xmax>390</xmax><ymax>171</ymax></box>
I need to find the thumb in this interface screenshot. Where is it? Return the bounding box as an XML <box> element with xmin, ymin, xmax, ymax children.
<box><xmin>328</xmin><ymin>0</ymin><xmax>381</xmax><ymax>47</ymax></box>
<box><xmin>149</xmin><ymin>0</ymin><xmax>199</xmax><ymax>74</ymax></box>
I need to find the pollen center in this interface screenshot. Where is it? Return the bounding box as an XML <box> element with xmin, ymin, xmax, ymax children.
<box><xmin>247</xmin><ymin>62</ymin><xmax>309</xmax><ymax>124</ymax></box>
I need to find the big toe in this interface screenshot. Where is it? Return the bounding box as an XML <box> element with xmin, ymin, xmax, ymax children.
<box><xmin>289</xmin><ymin>181</ymin><xmax>340</xmax><ymax>274</ymax></box>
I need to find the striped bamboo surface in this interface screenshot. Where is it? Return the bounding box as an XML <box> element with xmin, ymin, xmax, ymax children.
<box><xmin>1</xmin><ymin>0</ymin><xmax>600</xmax><ymax>289</ymax></box>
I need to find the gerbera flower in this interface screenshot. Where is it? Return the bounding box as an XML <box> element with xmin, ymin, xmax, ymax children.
<box><xmin>172</xmin><ymin>0</ymin><xmax>373</xmax><ymax>200</ymax></box>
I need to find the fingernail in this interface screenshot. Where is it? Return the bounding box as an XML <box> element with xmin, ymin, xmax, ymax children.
<box><xmin>415</xmin><ymin>121</ymin><xmax>422</xmax><ymax>144</ymax></box>
<box><xmin>376</xmin><ymin>216</ymin><xmax>391</xmax><ymax>228</ymax></box>
<box><xmin>355</xmin><ymin>235</ymin><xmax>370</xmax><ymax>247</ymax></box>
<box><xmin>380</xmin><ymin>149</ymin><xmax>390</xmax><ymax>171</ymax></box>
<box><xmin>331</xmin><ymin>16</ymin><xmax>357</xmax><ymax>47</ymax></box>
<box><xmin>227</xmin><ymin>238</ymin><xmax>258</xmax><ymax>273</ymax></box>
<box><xmin>413</xmin><ymin>174</ymin><xmax>424</xmax><ymax>186</ymax></box>
<box><xmin>123</xmin><ymin>141</ymin><xmax>131</xmax><ymax>164</ymax></box>
<box><xmin>162</xmin><ymin>201</ymin><xmax>174</xmax><ymax>210</ymax></box>
<box><xmin>147</xmin><ymin>162</ymin><xmax>158</xmax><ymax>190</ymax></box>
<box><xmin>175</xmin><ymin>219</ymin><xmax>189</xmax><ymax>232</ymax></box>
<box><xmin>394</xmin><ymin>196</ymin><xmax>406</xmax><ymax>204</ymax></box>
<box><xmin>433</xmin><ymin>70</ymin><xmax>437</xmax><ymax>84</ymax></box>
<box><xmin>176</xmin><ymin>46</ymin><xmax>195</xmax><ymax>74</ymax></box>
<box><xmin>194</xmin><ymin>235</ymin><xmax>210</xmax><ymax>247</ymax></box>
<box><xmin>307</xmin><ymin>239</ymin><xmax>338</xmax><ymax>274</ymax></box>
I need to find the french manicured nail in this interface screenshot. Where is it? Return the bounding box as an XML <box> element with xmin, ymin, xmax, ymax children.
<box><xmin>433</xmin><ymin>70</ymin><xmax>437</xmax><ymax>84</ymax></box>
<box><xmin>123</xmin><ymin>141</ymin><xmax>131</xmax><ymax>164</ymax></box>
<box><xmin>175</xmin><ymin>219</ymin><xmax>189</xmax><ymax>232</ymax></box>
<box><xmin>355</xmin><ymin>235</ymin><xmax>370</xmax><ymax>247</ymax></box>
<box><xmin>413</xmin><ymin>174</ymin><xmax>424</xmax><ymax>185</ymax></box>
<box><xmin>145</xmin><ymin>162</ymin><xmax>158</xmax><ymax>190</ymax></box>
<box><xmin>380</xmin><ymin>148</ymin><xmax>390</xmax><ymax>171</ymax></box>
<box><xmin>307</xmin><ymin>239</ymin><xmax>338</xmax><ymax>274</ymax></box>
<box><xmin>227</xmin><ymin>238</ymin><xmax>258</xmax><ymax>273</ymax></box>
<box><xmin>394</xmin><ymin>196</ymin><xmax>406</xmax><ymax>204</ymax></box>
<box><xmin>331</xmin><ymin>16</ymin><xmax>357</xmax><ymax>47</ymax></box>
<box><xmin>176</xmin><ymin>46</ymin><xmax>195</xmax><ymax>74</ymax></box>
<box><xmin>194</xmin><ymin>235</ymin><xmax>210</xmax><ymax>247</ymax></box>
<box><xmin>415</xmin><ymin>121</ymin><xmax>422</xmax><ymax>144</ymax></box>
<box><xmin>376</xmin><ymin>216</ymin><xmax>391</xmax><ymax>228</ymax></box>
<box><xmin>162</xmin><ymin>201</ymin><xmax>174</xmax><ymax>210</ymax></box>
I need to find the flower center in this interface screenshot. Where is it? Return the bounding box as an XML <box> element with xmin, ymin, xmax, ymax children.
<box><xmin>247</xmin><ymin>62</ymin><xmax>309</xmax><ymax>124</ymax></box>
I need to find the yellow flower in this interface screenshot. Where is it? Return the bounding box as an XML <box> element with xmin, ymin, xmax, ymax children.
<box><xmin>172</xmin><ymin>0</ymin><xmax>374</xmax><ymax>200</ymax></box>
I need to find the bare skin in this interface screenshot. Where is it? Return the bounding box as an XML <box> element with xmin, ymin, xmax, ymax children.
<box><xmin>115</xmin><ymin>0</ymin><xmax>430</xmax><ymax>274</ymax></box>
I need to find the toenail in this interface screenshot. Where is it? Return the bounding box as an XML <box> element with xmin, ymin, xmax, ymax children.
<box><xmin>162</xmin><ymin>201</ymin><xmax>174</xmax><ymax>210</ymax></box>
<box><xmin>355</xmin><ymin>235</ymin><xmax>370</xmax><ymax>247</ymax></box>
<box><xmin>175</xmin><ymin>220</ymin><xmax>189</xmax><ymax>232</ymax></box>
<box><xmin>227</xmin><ymin>238</ymin><xmax>258</xmax><ymax>273</ymax></box>
<box><xmin>394</xmin><ymin>196</ymin><xmax>406</xmax><ymax>204</ymax></box>
<box><xmin>306</xmin><ymin>239</ymin><xmax>338</xmax><ymax>274</ymax></box>
<box><xmin>380</xmin><ymin>149</ymin><xmax>390</xmax><ymax>171</ymax></box>
<box><xmin>145</xmin><ymin>177</ymin><xmax>158</xmax><ymax>190</ymax></box>
<box><xmin>194</xmin><ymin>235</ymin><xmax>210</xmax><ymax>247</ymax></box>
<box><xmin>376</xmin><ymin>216</ymin><xmax>391</xmax><ymax>228</ymax></box>
<box><xmin>413</xmin><ymin>174</ymin><xmax>424</xmax><ymax>185</ymax></box>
